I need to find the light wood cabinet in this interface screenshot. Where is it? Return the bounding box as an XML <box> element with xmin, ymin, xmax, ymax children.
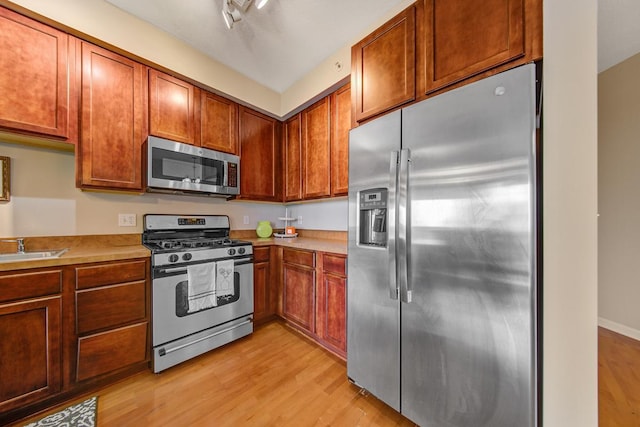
<box><xmin>76</xmin><ymin>41</ymin><xmax>147</xmax><ymax>191</ymax></box>
<box><xmin>238</xmin><ymin>106</ymin><xmax>282</xmax><ymax>201</ymax></box>
<box><xmin>330</xmin><ymin>83</ymin><xmax>351</xmax><ymax>197</ymax></box>
<box><xmin>148</xmin><ymin>69</ymin><xmax>198</xmax><ymax>144</ymax></box>
<box><xmin>284</xmin><ymin>113</ymin><xmax>303</xmax><ymax>202</ymax></box>
<box><xmin>0</xmin><ymin>269</ymin><xmax>62</xmax><ymax>414</ymax></box>
<box><xmin>200</xmin><ymin>91</ymin><xmax>239</xmax><ymax>154</ymax></box>
<box><xmin>0</xmin><ymin>6</ymin><xmax>76</xmax><ymax>142</ymax></box>
<box><xmin>351</xmin><ymin>5</ymin><xmax>416</xmax><ymax>123</ymax></box>
<box><xmin>316</xmin><ymin>253</ymin><xmax>347</xmax><ymax>358</ymax></box>
<box><xmin>418</xmin><ymin>0</ymin><xmax>542</xmax><ymax>95</ymax></box>
<box><xmin>302</xmin><ymin>97</ymin><xmax>332</xmax><ymax>199</ymax></box>
<box><xmin>282</xmin><ymin>248</ymin><xmax>316</xmax><ymax>334</ymax></box>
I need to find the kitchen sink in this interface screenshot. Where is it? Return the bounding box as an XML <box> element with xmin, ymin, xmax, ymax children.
<box><xmin>0</xmin><ymin>248</ymin><xmax>69</xmax><ymax>263</ymax></box>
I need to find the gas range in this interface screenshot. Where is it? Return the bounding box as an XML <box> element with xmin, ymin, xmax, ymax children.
<box><xmin>142</xmin><ymin>214</ymin><xmax>252</xmax><ymax>267</ymax></box>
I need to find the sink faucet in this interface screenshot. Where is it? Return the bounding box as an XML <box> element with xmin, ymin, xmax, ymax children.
<box><xmin>1</xmin><ymin>238</ymin><xmax>25</xmax><ymax>253</ymax></box>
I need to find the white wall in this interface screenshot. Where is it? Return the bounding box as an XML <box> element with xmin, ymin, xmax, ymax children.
<box><xmin>0</xmin><ymin>141</ymin><xmax>347</xmax><ymax>236</ymax></box>
<box><xmin>598</xmin><ymin>52</ymin><xmax>640</xmax><ymax>339</ymax></box>
<box><xmin>543</xmin><ymin>1</ymin><xmax>598</xmax><ymax>426</ymax></box>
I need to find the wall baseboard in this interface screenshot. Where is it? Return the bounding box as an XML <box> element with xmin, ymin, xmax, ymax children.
<box><xmin>598</xmin><ymin>317</ymin><xmax>640</xmax><ymax>341</ymax></box>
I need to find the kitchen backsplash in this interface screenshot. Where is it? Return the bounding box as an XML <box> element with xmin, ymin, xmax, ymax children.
<box><xmin>0</xmin><ymin>142</ymin><xmax>347</xmax><ymax>237</ymax></box>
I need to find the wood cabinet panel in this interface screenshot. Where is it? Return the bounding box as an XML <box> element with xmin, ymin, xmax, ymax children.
<box><xmin>420</xmin><ymin>0</ymin><xmax>527</xmax><ymax>93</ymax></box>
<box><xmin>283</xmin><ymin>248</ymin><xmax>315</xmax><ymax>268</ymax></box>
<box><xmin>302</xmin><ymin>97</ymin><xmax>331</xmax><ymax>199</ymax></box>
<box><xmin>317</xmin><ymin>272</ymin><xmax>347</xmax><ymax>355</ymax></box>
<box><xmin>0</xmin><ymin>270</ymin><xmax>62</xmax><ymax>303</ymax></box>
<box><xmin>200</xmin><ymin>91</ymin><xmax>238</xmax><ymax>154</ymax></box>
<box><xmin>352</xmin><ymin>6</ymin><xmax>416</xmax><ymax>122</ymax></box>
<box><xmin>282</xmin><ymin>263</ymin><xmax>315</xmax><ymax>333</ymax></box>
<box><xmin>76</xmin><ymin>281</ymin><xmax>147</xmax><ymax>335</ymax></box>
<box><xmin>77</xmin><ymin>41</ymin><xmax>147</xmax><ymax>190</ymax></box>
<box><xmin>149</xmin><ymin>69</ymin><xmax>198</xmax><ymax>144</ymax></box>
<box><xmin>322</xmin><ymin>254</ymin><xmax>346</xmax><ymax>276</ymax></box>
<box><xmin>75</xmin><ymin>260</ymin><xmax>147</xmax><ymax>289</ymax></box>
<box><xmin>0</xmin><ymin>7</ymin><xmax>74</xmax><ymax>140</ymax></box>
<box><xmin>0</xmin><ymin>296</ymin><xmax>61</xmax><ymax>412</ymax></box>
<box><xmin>76</xmin><ymin>322</ymin><xmax>148</xmax><ymax>382</ymax></box>
<box><xmin>331</xmin><ymin>83</ymin><xmax>351</xmax><ymax>196</ymax></box>
<box><xmin>254</xmin><ymin>259</ymin><xmax>272</xmax><ymax>324</ymax></box>
<box><xmin>284</xmin><ymin>113</ymin><xmax>303</xmax><ymax>202</ymax></box>
<box><xmin>238</xmin><ymin>106</ymin><xmax>282</xmax><ymax>201</ymax></box>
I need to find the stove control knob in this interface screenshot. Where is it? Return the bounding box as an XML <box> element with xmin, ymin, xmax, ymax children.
<box><xmin>182</xmin><ymin>253</ymin><xmax>192</xmax><ymax>261</ymax></box>
<box><xmin>238</xmin><ymin>247</ymin><xmax>246</xmax><ymax>255</ymax></box>
<box><xmin>168</xmin><ymin>254</ymin><xmax>179</xmax><ymax>263</ymax></box>
<box><xmin>228</xmin><ymin>248</ymin><xmax>236</xmax><ymax>256</ymax></box>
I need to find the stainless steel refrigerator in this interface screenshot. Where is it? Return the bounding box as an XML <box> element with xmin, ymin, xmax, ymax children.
<box><xmin>347</xmin><ymin>63</ymin><xmax>539</xmax><ymax>427</ymax></box>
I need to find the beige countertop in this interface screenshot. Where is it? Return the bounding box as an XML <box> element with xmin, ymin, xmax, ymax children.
<box><xmin>0</xmin><ymin>231</ymin><xmax>347</xmax><ymax>272</ymax></box>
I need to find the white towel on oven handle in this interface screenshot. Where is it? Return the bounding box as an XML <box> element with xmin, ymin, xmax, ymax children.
<box><xmin>187</xmin><ymin>262</ymin><xmax>217</xmax><ymax>312</ymax></box>
<box><xmin>216</xmin><ymin>259</ymin><xmax>235</xmax><ymax>297</ymax></box>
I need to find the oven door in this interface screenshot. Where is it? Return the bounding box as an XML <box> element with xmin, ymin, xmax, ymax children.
<box><xmin>152</xmin><ymin>256</ymin><xmax>253</xmax><ymax>347</ymax></box>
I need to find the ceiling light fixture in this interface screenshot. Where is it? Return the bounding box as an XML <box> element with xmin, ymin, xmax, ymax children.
<box><xmin>221</xmin><ymin>0</ymin><xmax>242</xmax><ymax>29</ymax></box>
<box><xmin>255</xmin><ymin>0</ymin><xmax>269</xmax><ymax>9</ymax></box>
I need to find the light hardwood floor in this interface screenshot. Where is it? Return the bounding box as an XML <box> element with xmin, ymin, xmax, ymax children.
<box><xmin>15</xmin><ymin>324</ymin><xmax>640</xmax><ymax>426</ymax></box>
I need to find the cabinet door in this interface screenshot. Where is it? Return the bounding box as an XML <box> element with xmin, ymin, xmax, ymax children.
<box><xmin>200</xmin><ymin>91</ymin><xmax>238</xmax><ymax>154</ymax></box>
<box><xmin>0</xmin><ymin>7</ymin><xmax>74</xmax><ymax>140</ymax></box>
<box><xmin>149</xmin><ymin>69</ymin><xmax>198</xmax><ymax>144</ymax></box>
<box><xmin>0</xmin><ymin>296</ymin><xmax>61</xmax><ymax>413</ymax></box>
<box><xmin>303</xmin><ymin>97</ymin><xmax>331</xmax><ymax>199</ymax></box>
<box><xmin>284</xmin><ymin>113</ymin><xmax>302</xmax><ymax>202</ymax></box>
<box><xmin>238</xmin><ymin>106</ymin><xmax>282</xmax><ymax>201</ymax></box>
<box><xmin>420</xmin><ymin>0</ymin><xmax>529</xmax><ymax>93</ymax></box>
<box><xmin>254</xmin><ymin>261</ymin><xmax>271</xmax><ymax>324</ymax></box>
<box><xmin>282</xmin><ymin>263</ymin><xmax>315</xmax><ymax>333</ymax></box>
<box><xmin>317</xmin><ymin>273</ymin><xmax>347</xmax><ymax>355</ymax></box>
<box><xmin>77</xmin><ymin>41</ymin><xmax>147</xmax><ymax>191</ymax></box>
<box><xmin>351</xmin><ymin>5</ymin><xmax>415</xmax><ymax>122</ymax></box>
<box><xmin>331</xmin><ymin>83</ymin><xmax>351</xmax><ymax>197</ymax></box>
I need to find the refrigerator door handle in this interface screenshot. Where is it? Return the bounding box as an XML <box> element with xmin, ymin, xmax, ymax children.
<box><xmin>388</xmin><ymin>150</ymin><xmax>399</xmax><ymax>300</ymax></box>
<box><xmin>398</xmin><ymin>148</ymin><xmax>411</xmax><ymax>303</ymax></box>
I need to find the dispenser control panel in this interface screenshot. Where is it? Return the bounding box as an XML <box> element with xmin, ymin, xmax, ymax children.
<box><xmin>359</xmin><ymin>188</ymin><xmax>388</xmax><ymax>247</ymax></box>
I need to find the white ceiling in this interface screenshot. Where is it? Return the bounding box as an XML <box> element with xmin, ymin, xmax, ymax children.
<box><xmin>105</xmin><ymin>0</ymin><xmax>405</xmax><ymax>93</ymax></box>
<box><xmin>105</xmin><ymin>0</ymin><xmax>640</xmax><ymax>92</ymax></box>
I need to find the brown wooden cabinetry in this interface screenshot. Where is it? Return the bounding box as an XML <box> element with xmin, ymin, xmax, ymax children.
<box><xmin>253</xmin><ymin>246</ymin><xmax>276</xmax><ymax>324</ymax></box>
<box><xmin>315</xmin><ymin>253</ymin><xmax>347</xmax><ymax>357</ymax></box>
<box><xmin>238</xmin><ymin>106</ymin><xmax>282</xmax><ymax>201</ymax></box>
<box><xmin>351</xmin><ymin>5</ymin><xmax>416</xmax><ymax>123</ymax></box>
<box><xmin>302</xmin><ymin>97</ymin><xmax>332</xmax><ymax>199</ymax></box>
<box><xmin>73</xmin><ymin>259</ymin><xmax>149</xmax><ymax>383</ymax></box>
<box><xmin>0</xmin><ymin>269</ymin><xmax>62</xmax><ymax>414</ymax></box>
<box><xmin>330</xmin><ymin>83</ymin><xmax>351</xmax><ymax>197</ymax></box>
<box><xmin>418</xmin><ymin>0</ymin><xmax>542</xmax><ymax>95</ymax></box>
<box><xmin>148</xmin><ymin>69</ymin><xmax>198</xmax><ymax>144</ymax></box>
<box><xmin>282</xmin><ymin>248</ymin><xmax>316</xmax><ymax>334</ymax></box>
<box><xmin>200</xmin><ymin>91</ymin><xmax>239</xmax><ymax>154</ymax></box>
<box><xmin>284</xmin><ymin>114</ymin><xmax>303</xmax><ymax>202</ymax></box>
<box><xmin>0</xmin><ymin>7</ymin><xmax>76</xmax><ymax>141</ymax></box>
<box><xmin>76</xmin><ymin>41</ymin><xmax>147</xmax><ymax>191</ymax></box>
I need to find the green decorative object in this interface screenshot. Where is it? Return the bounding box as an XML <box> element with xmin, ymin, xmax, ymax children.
<box><xmin>256</xmin><ymin>220</ymin><xmax>272</xmax><ymax>238</ymax></box>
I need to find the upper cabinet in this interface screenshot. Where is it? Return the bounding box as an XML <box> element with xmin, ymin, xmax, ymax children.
<box><xmin>148</xmin><ymin>69</ymin><xmax>198</xmax><ymax>145</ymax></box>
<box><xmin>302</xmin><ymin>97</ymin><xmax>331</xmax><ymax>199</ymax></box>
<box><xmin>0</xmin><ymin>7</ymin><xmax>76</xmax><ymax>142</ymax></box>
<box><xmin>76</xmin><ymin>41</ymin><xmax>147</xmax><ymax>191</ymax></box>
<box><xmin>200</xmin><ymin>91</ymin><xmax>239</xmax><ymax>154</ymax></box>
<box><xmin>352</xmin><ymin>0</ymin><xmax>542</xmax><ymax>123</ymax></box>
<box><xmin>418</xmin><ymin>0</ymin><xmax>542</xmax><ymax>94</ymax></box>
<box><xmin>283</xmin><ymin>113</ymin><xmax>303</xmax><ymax>202</ymax></box>
<box><xmin>330</xmin><ymin>83</ymin><xmax>351</xmax><ymax>197</ymax></box>
<box><xmin>351</xmin><ymin>6</ymin><xmax>416</xmax><ymax>123</ymax></box>
<box><xmin>238</xmin><ymin>106</ymin><xmax>282</xmax><ymax>202</ymax></box>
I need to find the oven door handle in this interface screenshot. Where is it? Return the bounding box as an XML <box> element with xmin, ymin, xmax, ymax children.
<box><xmin>157</xmin><ymin>257</ymin><xmax>253</xmax><ymax>275</ymax></box>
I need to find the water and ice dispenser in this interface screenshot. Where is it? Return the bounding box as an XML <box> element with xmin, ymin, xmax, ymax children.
<box><xmin>358</xmin><ymin>188</ymin><xmax>388</xmax><ymax>247</ymax></box>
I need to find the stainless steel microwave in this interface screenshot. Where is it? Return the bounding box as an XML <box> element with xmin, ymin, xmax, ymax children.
<box><xmin>145</xmin><ymin>136</ymin><xmax>240</xmax><ymax>198</ymax></box>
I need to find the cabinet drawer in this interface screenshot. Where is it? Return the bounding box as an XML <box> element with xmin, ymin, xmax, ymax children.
<box><xmin>75</xmin><ymin>260</ymin><xmax>147</xmax><ymax>289</ymax></box>
<box><xmin>253</xmin><ymin>246</ymin><xmax>270</xmax><ymax>263</ymax></box>
<box><xmin>76</xmin><ymin>281</ymin><xmax>147</xmax><ymax>334</ymax></box>
<box><xmin>283</xmin><ymin>248</ymin><xmax>315</xmax><ymax>268</ymax></box>
<box><xmin>0</xmin><ymin>270</ymin><xmax>62</xmax><ymax>303</ymax></box>
<box><xmin>323</xmin><ymin>254</ymin><xmax>346</xmax><ymax>276</ymax></box>
<box><xmin>76</xmin><ymin>322</ymin><xmax>148</xmax><ymax>382</ymax></box>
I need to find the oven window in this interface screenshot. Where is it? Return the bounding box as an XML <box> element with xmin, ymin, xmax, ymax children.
<box><xmin>175</xmin><ymin>272</ymin><xmax>240</xmax><ymax>317</ymax></box>
<box><xmin>152</xmin><ymin>147</ymin><xmax>224</xmax><ymax>186</ymax></box>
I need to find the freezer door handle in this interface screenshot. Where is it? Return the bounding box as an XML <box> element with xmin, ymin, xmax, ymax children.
<box><xmin>398</xmin><ymin>149</ymin><xmax>411</xmax><ymax>303</ymax></box>
<box><xmin>388</xmin><ymin>150</ymin><xmax>399</xmax><ymax>300</ymax></box>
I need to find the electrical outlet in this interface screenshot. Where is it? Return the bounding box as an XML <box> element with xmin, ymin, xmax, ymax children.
<box><xmin>118</xmin><ymin>213</ymin><xmax>137</xmax><ymax>227</ymax></box>
<box><xmin>297</xmin><ymin>215</ymin><xmax>303</xmax><ymax>225</ymax></box>
<box><xmin>243</xmin><ymin>215</ymin><xmax>250</xmax><ymax>225</ymax></box>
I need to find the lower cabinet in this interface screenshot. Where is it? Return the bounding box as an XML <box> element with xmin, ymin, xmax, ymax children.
<box><xmin>316</xmin><ymin>253</ymin><xmax>347</xmax><ymax>357</ymax></box>
<box><xmin>0</xmin><ymin>268</ymin><xmax>63</xmax><ymax>414</ymax></box>
<box><xmin>253</xmin><ymin>246</ymin><xmax>277</xmax><ymax>324</ymax></box>
<box><xmin>0</xmin><ymin>259</ymin><xmax>150</xmax><ymax>425</ymax></box>
<box><xmin>282</xmin><ymin>248</ymin><xmax>316</xmax><ymax>334</ymax></box>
